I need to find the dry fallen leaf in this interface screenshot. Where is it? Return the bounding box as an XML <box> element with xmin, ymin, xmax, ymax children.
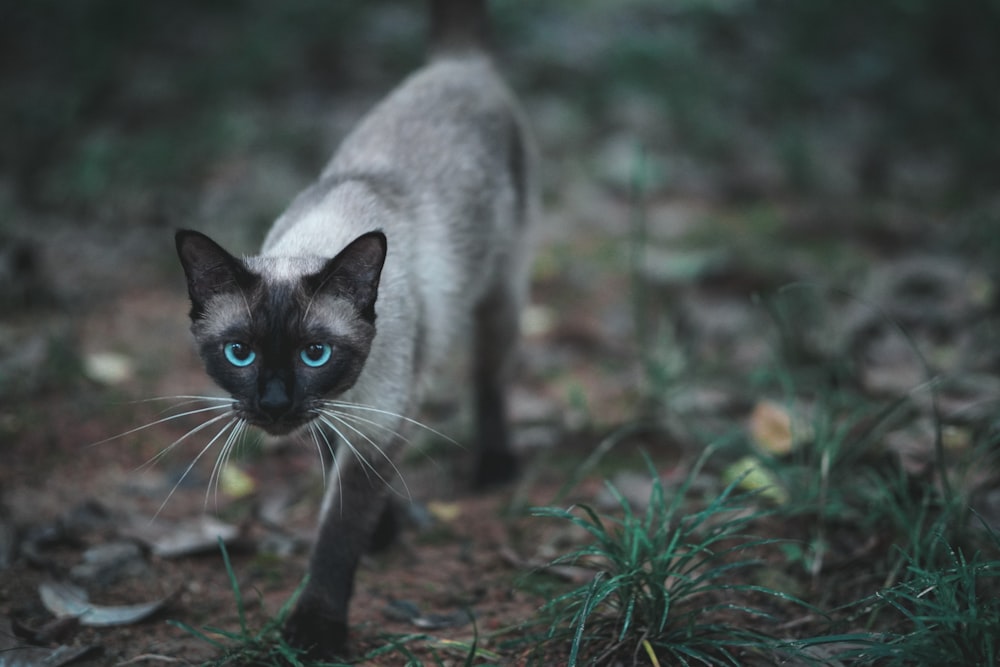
<box><xmin>748</xmin><ymin>400</ymin><xmax>794</xmax><ymax>455</ymax></box>
<box><xmin>125</xmin><ymin>515</ymin><xmax>240</xmax><ymax>558</ymax></box>
<box><xmin>723</xmin><ymin>456</ymin><xmax>788</xmax><ymax>504</ymax></box>
<box><xmin>381</xmin><ymin>599</ymin><xmax>473</xmax><ymax>630</ymax></box>
<box><xmin>82</xmin><ymin>352</ymin><xmax>134</xmax><ymax>386</ymax></box>
<box><xmin>38</xmin><ymin>580</ymin><xmax>172</xmax><ymax>627</ymax></box>
<box><xmin>942</xmin><ymin>425</ymin><xmax>972</xmax><ymax>451</ymax></box>
<box><xmin>426</xmin><ymin>500</ymin><xmax>462</xmax><ymax>523</ymax></box>
<box><xmin>220</xmin><ymin>464</ymin><xmax>256</xmax><ymax>498</ymax></box>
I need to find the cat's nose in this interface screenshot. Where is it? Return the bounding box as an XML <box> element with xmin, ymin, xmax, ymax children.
<box><xmin>259</xmin><ymin>378</ymin><xmax>293</xmax><ymax>421</ymax></box>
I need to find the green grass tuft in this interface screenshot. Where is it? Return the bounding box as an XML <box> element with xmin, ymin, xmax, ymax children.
<box><xmin>522</xmin><ymin>449</ymin><xmax>805</xmax><ymax>666</ymax></box>
<box><xmin>834</xmin><ymin>524</ymin><xmax>1000</xmax><ymax>666</ymax></box>
<box><xmin>169</xmin><ymin>540</ymin><xmax>336</xmax><ymax>667</ymax></box>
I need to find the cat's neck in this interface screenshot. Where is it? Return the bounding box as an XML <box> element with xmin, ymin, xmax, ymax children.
<box><xmin>262</xmin><ymin>176</ymin><xmax>403</xmax><ymax>260</ymax></box>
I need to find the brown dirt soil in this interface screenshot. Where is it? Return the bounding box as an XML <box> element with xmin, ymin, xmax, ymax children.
<box><xmin>0</xmin><ymin>282</ymin><xmax>620</xmax><ymax>665</ymax></box>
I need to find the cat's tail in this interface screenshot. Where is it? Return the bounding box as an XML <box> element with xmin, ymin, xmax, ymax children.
<box><xmin>427</xmin><ymin>0</ymin><xmax>491</xmax><ymax>57</ymax></box>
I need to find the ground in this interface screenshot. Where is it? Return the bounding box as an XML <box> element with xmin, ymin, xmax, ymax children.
<box><xmin>2</xmin><ymin>2</ymin><xmax>1000</xmax><ymax>666</ymax></box>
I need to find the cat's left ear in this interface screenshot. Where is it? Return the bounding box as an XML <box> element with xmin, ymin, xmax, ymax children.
<box><xmin>175</xmin><ymin>229</ymin><xmax>255</xmax><ymax>319</ymax></box>
<box><xmin>309</xmin><ymin>231</ymin><xmax>387</xmax><ymax>321</ymax></box>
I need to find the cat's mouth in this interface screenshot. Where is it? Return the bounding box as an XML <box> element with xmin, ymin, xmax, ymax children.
<box><xmin>257</xmin><ymin>417</ymin><xmax>316</xmax><ymax>437</ymax></box>
<box><xmin>239</xmin><ymin>407</ymin><xmax>317</xmax><ymax>437</ymax></box>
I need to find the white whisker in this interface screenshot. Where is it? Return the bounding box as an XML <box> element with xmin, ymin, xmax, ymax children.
<box><xmin>315</xmin><ymin>415</ymin><xmax>375</xmax><ymax>487</ymax></box>
<box><xmin>206</xmin><ymin>432</ymin><xmax>229</xmax><ymax>511</ymax></box>
<box><xmin>316</xmin><ymin>413</ymin><xmax>410</xmax><ymax>501</ymax></box>
<box><xmin>127</xmin><ymin>395</ymin><xmax>233</xmax><ymax>419</ymax></box>
<box><xmin>155</xmin><ymin>417</ymin><xmax>238</xmax><ymax>519</ymax></box>
<box><xmin>152</xmin><ymin>399</ymin><xmax>213</xmax><ymax>418</ymax></box>
<box><xmin>130</xmin><ymin>395</ymin><xmax>234</xmax><ymax>404</ymax></box>
<box><xmin>307</xmin><ymin>422</ymin><xmax>329</xmax><ymax>488</ymax></box>
<box><xmin>332</xmin><ymin>411</ymin><xmax>446</xmax><ymax>474</ymax></box>
<box><xmin>206</xmin><ymin>418</ymin><xmax>248</xmax><ymax>511</ymax></box>
<box><xmin>312</xmin><ymin>420</ymin><xmax>344</xmax><ymax>516</ymax></box>
<box><xmin>133</xmin><ymin>411</ymin><xmax>235</xmax><ymax>472</ymax></box>
<box><xmin>91</xmin><ymin>403</ymin><xmax>233</xmax><ymax>448</ymax></box>
<box><xmin>226</xmin><ymin>420</ymin><xmax>249</xmax><ymax>489</ymax></box>
<box><xmin>322</xmin><ymin>399</ymin><xmax>464</xmax><ymax>449</ymax></box>
<box><xmin>321</xmin><ymin>410</ymin><xmax>416</xmax><ymax>445</ymax></box>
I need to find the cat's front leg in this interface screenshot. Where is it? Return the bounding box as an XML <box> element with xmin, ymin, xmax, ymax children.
<box><xmin>283</xmin><ymin>445</ymin><xmax>397</xmax><ymax>659</ymax></box>
<box><xmin>283</xmin><ymin>582</ymin><xmax>352</xmax><ymax>659</ymax></box>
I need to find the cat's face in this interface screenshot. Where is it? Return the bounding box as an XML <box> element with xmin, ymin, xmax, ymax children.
<box><xmin>175</xmin><ymin>230</ymin><xmax>386</xmax><ymax>435</ymax></box>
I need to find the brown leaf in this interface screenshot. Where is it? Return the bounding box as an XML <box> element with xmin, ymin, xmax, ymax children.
<box><xmin>749</xmin><ymin>400</ymin><xmax>794</xmax><ymax>455</ymax></box>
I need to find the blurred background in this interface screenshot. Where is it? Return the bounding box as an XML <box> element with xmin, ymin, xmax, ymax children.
<box><xmin>2</xmin><ymin>0</ymin><xmax>998</xmax><ymax>416</ymax></box>
<box><xmin>1</xmin><ymin>0</ymin><xmax>999</xmax><ymax>661</ymax></box>
<box><xmin>3</xmin><ymin>0</ymin><xmax>999</xmax><ymax>450</ymax></box>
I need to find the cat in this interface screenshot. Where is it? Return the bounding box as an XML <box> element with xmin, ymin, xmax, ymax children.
<box><xmin>174</xmin><ymin>0</ymin><xmax>536</xmax><ymax>657</ymax></box>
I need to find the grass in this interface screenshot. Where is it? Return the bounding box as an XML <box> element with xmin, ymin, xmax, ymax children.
<box><xmin>170</xmin><ymin>540</ymin><xmax>326</xmax><ymax>667</ymax></box>
<box><xmin>751</xmin><ymin>284</ymin><xmax>993</xmax><ymax>569</ymax></box>
<box><xmin>610</xmin><ymin>169</ymin><xmax>1000</xmax><ymax>663</ymax></box>
<box><xmin>829</xmin><ymin>522</ymin><xmax>1000</xmax><ymax>666</ymax></box>
<box><xmin>509</xmin><ymin>429</ymin><xmax>1000</xmax><ymax>665</ymax></box>
<box><xmin>519</xmin><ymin>450</ymin><xmax>804</xmax><ymax>666</ymax></box>
<box><xmin>183</xmin><ymin>435</ymin><xmax>996</xmax><ymax>665</ymax></box>
<box><xmin>877</xmin><ymin>542</ymin><xmax>1000</xmax><ymax>665</ymax></box>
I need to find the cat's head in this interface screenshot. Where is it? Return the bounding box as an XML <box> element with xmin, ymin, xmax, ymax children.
<box><xmin>175</xmin><ymin>229</ymin><xmax>387</xmax><ymax>435</ymax></box>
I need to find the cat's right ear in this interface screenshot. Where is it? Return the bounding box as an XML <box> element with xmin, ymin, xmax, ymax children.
<box><xmin>308</xmin><ymin>231</ymin><xmax>388</xmax><ymax>323</ymax></box>
<box><xmin>175</xmin><ymin>230</ymin><xmax>254</xmax><ymax>319</ymax></box>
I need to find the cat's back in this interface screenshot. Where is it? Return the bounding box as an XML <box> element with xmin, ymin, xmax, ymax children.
<box><xmin>327</xmin><ymin>54</ymin><xmax>525</xmax><ymax>183</ymax></box>
<box><xmin>263</xmin><ymin>53</ymin><xmax>531</xmax><ymax>259</ymax></box>
<box><xmin>258</xmin><ymin>2</ymin><xmax>535</xmax><ymax>404</ymax></box>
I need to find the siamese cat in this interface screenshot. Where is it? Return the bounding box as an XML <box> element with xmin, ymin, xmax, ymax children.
<box><xmin>174</xmin><ymin>0</ymin><xmax>535</xmax><ymax>657</ymax></box>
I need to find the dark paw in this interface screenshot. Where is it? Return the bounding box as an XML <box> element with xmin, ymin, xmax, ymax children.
<box><xmin>474</xmin><ymin>448</ymin><xmax>519</xmax><ymax>489</ymax></box>
<box><xmin>283</xmin><ymin>597</ymin><xmax>348</xmax><ymax>660</ymax></box>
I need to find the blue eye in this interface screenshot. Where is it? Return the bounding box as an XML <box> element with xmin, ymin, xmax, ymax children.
<box><xmin>224</xmin><ymin>342</ymin><xmax>256</xmax><ymax>367</ymax></box>
<box><xmin>300</xmin><ymin>343</ymin><xmax>332</xmax><ymax>367</ymax></box>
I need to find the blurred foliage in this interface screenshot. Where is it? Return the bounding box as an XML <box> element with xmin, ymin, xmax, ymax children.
<box><xmin>513</xmin><ymin>0</ymin><xmax>1000</xmax><ymax>195</ymax></box>
<box><xmin>0</xmin><ymin>0</ymin><xmax>998</xmax><ymax>217</ymax></box>
<box><xmin>752</xmin><ymin>0</ymin><xmax>1000</xmax><ymax>194</ymax></box>
<box><xmin>0</xmin><ymin>0</ymin><xmax>416</xmax><ymax>214</ymax></box>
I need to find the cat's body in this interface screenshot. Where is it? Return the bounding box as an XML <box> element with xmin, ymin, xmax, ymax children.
<box><xmin>175</xmin><ymin>0</ymin><xmax>535</xmax><ymax>657</ymax></box>
<box><xmin>262</xmin><ymin>54</ymin><xmax>532</xmax><ymax>438</ymax></box>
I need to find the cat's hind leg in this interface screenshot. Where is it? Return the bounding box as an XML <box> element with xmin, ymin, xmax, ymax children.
<box><xmin>471</xmin><ymin>284</ymin><xmax>522</xmax><ymax>488</ymax></box>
